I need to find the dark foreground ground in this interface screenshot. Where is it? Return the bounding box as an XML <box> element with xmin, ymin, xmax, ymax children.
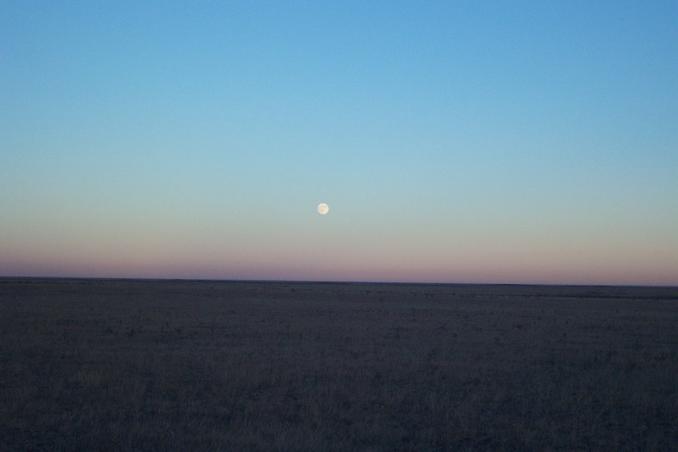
<box><xmin>1</xmin><ymin>279</ymin><xmax>677</xmax><ymax>451</ymax></box>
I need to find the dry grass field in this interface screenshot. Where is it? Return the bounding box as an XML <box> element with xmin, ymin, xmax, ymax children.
<box><xmin>1</xmin><ymin>278</ymin><xmax>677</xmax><ymax>451</ymax></box>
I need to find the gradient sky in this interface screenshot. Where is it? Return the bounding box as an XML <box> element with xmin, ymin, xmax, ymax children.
<box><xmin>2</xmin><ymin>0</ymin><xmax>677</xmax><ymax>285</ymax></box>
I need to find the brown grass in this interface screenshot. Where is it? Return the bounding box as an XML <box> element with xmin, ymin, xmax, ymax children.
<box><xmin>1</xmin><ymin>278</ymin><xmax>677</xmax><ymax>450</ymax></box>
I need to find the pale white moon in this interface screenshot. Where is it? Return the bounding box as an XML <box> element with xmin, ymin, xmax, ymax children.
<box><xmin>317</xmin><ymin>203</ymin><xmax>330</xmax><ymax>215</ymax></box>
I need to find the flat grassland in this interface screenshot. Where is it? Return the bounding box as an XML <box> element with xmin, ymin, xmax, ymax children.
<box><xmin>1</xmin><ymin>279</ymin><xmax>677</xmax><ymax>451</ymax></box>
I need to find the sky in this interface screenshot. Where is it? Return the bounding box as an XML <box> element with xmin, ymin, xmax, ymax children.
<box><xmin>1</xmin><ymin>0</ymin><xmax>677</xmax><ymax>285</ymax></box>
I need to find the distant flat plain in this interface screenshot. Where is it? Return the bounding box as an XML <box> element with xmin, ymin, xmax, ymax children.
<box><xmin>1</xmin><ymin>278</ymin><xmax>676</xmax><ymax>451</ymax></box>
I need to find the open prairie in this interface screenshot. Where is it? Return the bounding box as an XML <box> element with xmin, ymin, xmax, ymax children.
<box><xmin>1</xmin><ymin>278</ymin><xmax>676</xmax><ymax>451</ymax></box>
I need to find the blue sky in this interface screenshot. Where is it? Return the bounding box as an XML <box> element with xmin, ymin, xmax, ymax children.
<box><xmin>1</xmin><ymin>1</ymin><xmax>677</xmax><ymax>284</ymax></box>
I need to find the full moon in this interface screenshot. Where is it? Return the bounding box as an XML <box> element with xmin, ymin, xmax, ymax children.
<box><xmin>317</xmin><ymin>203</ymin><xmax>330</xmax><ymax>215</ymax></box>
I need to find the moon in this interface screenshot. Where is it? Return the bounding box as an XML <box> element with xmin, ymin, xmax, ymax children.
<box><xmin>317</xmin><ymin>203</ymin><xmax>330</xmax><ymax>215</ymax></box>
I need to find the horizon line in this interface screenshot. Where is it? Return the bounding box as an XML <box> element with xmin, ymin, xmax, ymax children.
<box><xmin>1</xmin><ymin>274</ymin><xmax>676</xmax><ymax>289</ymax></box>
